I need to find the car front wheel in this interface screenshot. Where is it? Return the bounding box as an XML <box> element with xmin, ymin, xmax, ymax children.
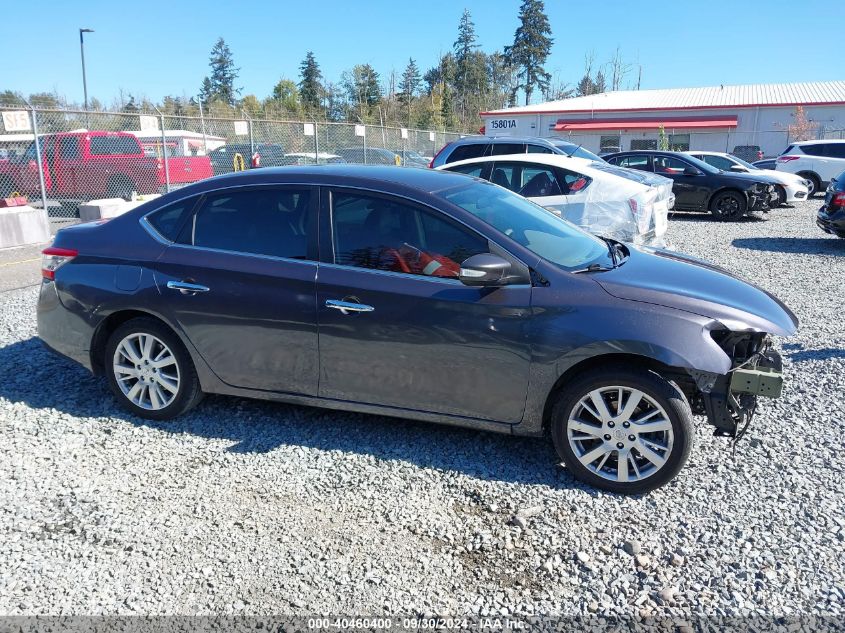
<box><xmin>709</xmin><ymin>191</ymin><xmax>746</xmax><ymax>220</ymax></box>
<box><xmin>551</xmin><ymin>366</ymin><xmax>693</xmax><ymax>494</ymax></box>
<box><xmin>105</xmin><ymin>318</ymin><xmax>203</xmax><ymax>420</ymax></box>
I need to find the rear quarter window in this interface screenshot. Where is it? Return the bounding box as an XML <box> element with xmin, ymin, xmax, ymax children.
<box><xmin>145</xmin><ymin>198</ymin><xmax>197</xmax><ymax>241</ymax></box>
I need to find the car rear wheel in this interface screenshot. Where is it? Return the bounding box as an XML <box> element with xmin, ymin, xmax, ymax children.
<box><xmin>550</xmin><ymin>366</ymin><xmax>693</xmax><ymax>494</ymax></box>
<box><xmin>709</xmin><ymin>191</ymin><xmax>746</xmax><ymax>221</ymax></box>
<box><xmin>105</xmin><ymin>318</ymin><xmax>203</xmax><ymax>420</ymax></box>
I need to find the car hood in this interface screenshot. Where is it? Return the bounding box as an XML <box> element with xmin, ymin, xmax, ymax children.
<box><xmin>594</xmin><ymin>247</ymin><xmax>799</xmax><ymax>336</ymax></box>
<box><xmin>759</xmin><ymin>168</ymin><xmax>806</xmax><ymax>186</ymax></box>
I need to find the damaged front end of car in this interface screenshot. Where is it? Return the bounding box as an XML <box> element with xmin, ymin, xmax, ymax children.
<box><xmin>686</xmin><ymin>330</ymin><xmax>785</xmax><ymax>439</ymax></box>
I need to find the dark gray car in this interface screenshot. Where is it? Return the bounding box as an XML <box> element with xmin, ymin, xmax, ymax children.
<box><xmin>37</xmin><ymin>166</ymin><xmax>797</xmax><ymax>494</ymax></box>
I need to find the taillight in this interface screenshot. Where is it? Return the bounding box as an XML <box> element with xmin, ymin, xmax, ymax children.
<box><xmin>777</xmin><ymin>155</ymin><xmax>800</xmax><ymax>163</ymax></box>
<box><xmin>41</xmin><ymin>247</ymin><xmax>77</xmax><ymax>280</ymax></box>
<box><xmin>833</xmin><ymin>192</ymin><xmax>845</xmax><ymax>206</ymax></box>
<box><xmin>429</xmin><ymin>143</ymin><xmax>450</xmax><ymax>168</ymax></box>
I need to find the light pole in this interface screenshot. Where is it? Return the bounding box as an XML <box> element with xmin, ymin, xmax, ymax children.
<box><xmin>79</xmin><ymin>28</ymin><xmax>94</xmax><ymax>110</ymax></box>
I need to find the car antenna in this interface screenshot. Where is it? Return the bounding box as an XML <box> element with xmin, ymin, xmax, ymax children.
<box><xmin>567</xmin><ymin>144</ymin><xmax>583</xmax><ymax>157</ymax></box>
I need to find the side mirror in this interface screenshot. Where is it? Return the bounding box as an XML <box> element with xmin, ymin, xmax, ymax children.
<box><xmin>729</xmin><ymin>164</ymin><xmax>748</xmax><ymax>172</ymax></box>
<box><xmin>683</xmin><ymin>166</ymin><xmax>700</xmax><ymax>176</ymax></box>
<box><xmin>459</xmin><ymin>253</ymin><xmax>511</xmax><ymax>287</ymax></box>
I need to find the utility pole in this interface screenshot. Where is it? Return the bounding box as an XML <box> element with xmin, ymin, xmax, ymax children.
<box><xmin>79</xmin><ymin>28</ymin><xmax>94</xmax><ymax>111</ymax></box>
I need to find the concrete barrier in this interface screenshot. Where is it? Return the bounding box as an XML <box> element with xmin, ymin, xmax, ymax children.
<box><xmin>78</xmin><ymin>195</ymin><xmax>162</xmax><ymax>222</ymax></box>
<box><xmin>0</xmin><ymin>205</ymin><xmax>51</xmax><ymax>249</ymax></box>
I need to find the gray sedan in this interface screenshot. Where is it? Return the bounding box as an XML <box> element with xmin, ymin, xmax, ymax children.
<box><xmin>37</xmin><ymin>166</ymin><xmax>797</xmax><ymax>494</ymax></box>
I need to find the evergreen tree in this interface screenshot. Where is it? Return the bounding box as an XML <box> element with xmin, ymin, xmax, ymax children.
<box><xmin>453</xmin><ymin>9</ymin><xmax>479</xmax><ymax>116</ymax></box>
<box><xmin>299</xmin><ymin>51</ymin><xmax>323</xmax><ymax>116</ymax></box>
<box><xmin>504</xmin><ymin>0</ymin><xmax>553</xmax><ymax>105</ymax></box>
<box><xmin>399</xmin><ymin>58</ymin><xmax>421</xmax><ymax>126</ymax></box>
<box><xmin>594</xmin><ymin>70</ymin><xmax>607</xmax><ymax>94</ymax></box>
<box><xmin>439</xmin><ymin>55</ymin><xmax>457</xmax><ymax>130</ymax></box>
<box><xmin>200</xmin><ymin>37</ymin><xmax>240</xmax><ymax>106</ymax></box>
<box><xmin>343</xmin><ymin>65</ymin><xmax>382</xmax><ymax>123</ymax></box>
<box><xmin>576</xmin><ymin>74</ymin><xmax>596</xmax><ymax>97</ymax></box>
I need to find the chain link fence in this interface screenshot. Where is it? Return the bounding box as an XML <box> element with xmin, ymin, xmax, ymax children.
<box><xmin>0</xmin><ymin>106</ymin><xmax>465</xmax><ymax>222</ymax></box>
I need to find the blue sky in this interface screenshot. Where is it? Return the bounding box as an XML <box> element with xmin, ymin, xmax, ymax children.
<box><xmin>4</xmin><ymin>0</ymin><xmax>841</xmax><ymax>105</ymax></box>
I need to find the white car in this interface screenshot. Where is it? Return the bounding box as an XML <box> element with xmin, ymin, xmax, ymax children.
<box><xmin>774</xmin><ymin>140</ymin><xmax>845</xmax><ymax>197</ymax></box>
<box><xmin>686</xmin><ymin>151</ymin><xmax>810</xmax><ymax>206</ymax></box>
<box><xmin>437</xmin><ymin>153</ymin><xmax>673</xmax><ymax>247</ymax></box>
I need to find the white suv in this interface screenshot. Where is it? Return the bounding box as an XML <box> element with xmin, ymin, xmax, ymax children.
<box><xmin>775</xmin><ymin>140</ymin><xmax>845</xmax><ymax>197</ymax></box>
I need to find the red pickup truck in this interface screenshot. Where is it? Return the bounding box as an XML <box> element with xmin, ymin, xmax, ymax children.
<box><xmin>0</xmin><ymin>131</ymin><xmax>213</xmax><ymax>200</ymax></box>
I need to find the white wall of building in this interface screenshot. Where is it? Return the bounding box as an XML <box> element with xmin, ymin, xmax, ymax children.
<box><xmin>483</xmin><ymin>104</ymin><xmax>845</xmax><ymax>157</ymax></box>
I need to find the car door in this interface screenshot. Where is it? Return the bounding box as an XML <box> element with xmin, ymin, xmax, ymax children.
<box><xmin>316</xmin><ymin>188</ymin><xmax>532</xmax><ymax>423</ymax></box>
<box><xmin>652</xmin><ymin>155</ymin><xmax>709</xmax><ymax>209</ymax></box>
<box><xmin>152</xmin><ymin>185</ymin><xmax>320</xmax><ymax>395</ymax></box>
<box><xmin>54</xmin><ymin>135</ymin><xmax>82</xmax><ymax>196</ymax></box>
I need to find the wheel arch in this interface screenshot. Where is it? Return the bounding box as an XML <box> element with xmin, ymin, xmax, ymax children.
<box><xmin>90</xmin><ymin>309</ymin><xmax>168</xmax><ymax>375</ymax></box>
<box><xmin>538</xmin><ymin>352</ymin><xmax>691</xmax><ymax>437</ymax></box>
<box><xmin>705</xmin><ymin>186</ymin><xmax>748</xmax><ymax>210</ymax></box>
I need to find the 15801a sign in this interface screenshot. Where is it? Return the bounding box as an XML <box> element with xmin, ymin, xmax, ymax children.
<box><xmin>488</xmin><ymin>119</ymin><xmax>517</xmax><ymax>130</ymax></box>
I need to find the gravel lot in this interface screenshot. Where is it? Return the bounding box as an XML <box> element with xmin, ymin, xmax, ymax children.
<box><xmin>0</xmin><ymin>198</ymin><xmax>843</xmax><ymax>620</ymax></box>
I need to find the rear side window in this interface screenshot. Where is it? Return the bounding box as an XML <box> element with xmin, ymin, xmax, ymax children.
<box><xmin>526</xmin><ymin>144</ymin><xmax>554</xmax><ymax>154</ymax></box>
<box><xmin>445</xmin><ymin>143</ymin><xmax>487</xmax><ymax>164</ymax></box>
<box><xmin>490</xmin><ymin>143</ymin><xmax>526</xmax><ymax>156</ymax></box>
<box><xmin>90</xmin><ymin>136</ymin><xmax>142</xmax><ymax>156</ymax></box>
<box><xmin>703</xmin><ymin>155</ymin><xmax>735</xmax><ymax>170</ymax></box>
<box><xmin>146</xmin><ymin>198</ymin><xmax>197</xmax><ymax>241</ymax></box>
<box><xmin>824</xmin><ymin>143</ymin><xmax>845</xmax><ymax>159</ymax></box>
<box><xmin>180</xmin><ymin>188</ymin><xmax>312</xmax><ymax>259</ymax></box>
<box><xmin>799</xmin><ymin>144</ymin><xmax>826</xmax><ymax>157</ymax></box>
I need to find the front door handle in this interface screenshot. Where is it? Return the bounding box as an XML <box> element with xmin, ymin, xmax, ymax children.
<box><xmin>325</xmin><ymin>299</ymin><xmax>374</xmax><ymax>315</ymax></box>
<box><xmin>167</xmin><ymin>280</ymin><xmax>210</xmax><ymax>294</ymax></box>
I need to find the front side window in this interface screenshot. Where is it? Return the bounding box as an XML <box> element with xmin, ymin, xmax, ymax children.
<box><xmin>443</xmin><ymin>181</ymin><xmax>609</xmax><ymax>270</ymax></box>
<box><xmin>179</xmin><ymin>188</ymin><xmax>312</xmax><ymax>259</ymax></box>
<box><xmin>824</xmin><ymin>143</ymin><xmax>845</xmax><ymax>159</ymax></box>
<box><xmin>526</xmin><ymin>144</ymin><xmax>554</xmax><ymax>154</ymax></box>
<box><xmin>653</xmin><ymin>156</ymin><xmax>690</xmax><ymax>174</ymax></box>
<box><xmin>331</xmin><ymin>192</ymin><xmax>487</xmax><ymax>279</ymax></box>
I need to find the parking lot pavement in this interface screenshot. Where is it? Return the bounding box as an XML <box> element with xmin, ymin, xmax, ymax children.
<box><xmin>0</xmin><ymin>199</ymin><xmax>843</xmax><ymax>619</ymax></box>
<box><xmin>0</xmin><ymin>242</ymin><xmax>46</xmax><ymax>293</ymax></box>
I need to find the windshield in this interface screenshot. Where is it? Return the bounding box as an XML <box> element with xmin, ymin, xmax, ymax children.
<box><xmin>730</xmin><ymin>155</ymin><xmax>759</xmax><ymax>170</ymax></box>
<box><xmin>682</xmin><ymin>153</ymin><xmax>720</xmax><ymax>174</ymax></box>
<box><xmin>443</xmin><ymin>180</ymin><xmax>610</xmax><ymax>270</ymax></box>
<box><xmin>550</xmin><ymin>141</ymin><xmax>603</xmax><ymax>162</ymax></box>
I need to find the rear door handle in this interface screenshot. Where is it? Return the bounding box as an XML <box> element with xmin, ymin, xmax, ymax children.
<box><xmin>167</xmin><ymin>280</ymin><xmax>210</xmax><ymax>294</ymax></box>
<box><xmin>325</xmin><ymin>299</ymin><xmax>374</xmax><ymax>314</ymax></box>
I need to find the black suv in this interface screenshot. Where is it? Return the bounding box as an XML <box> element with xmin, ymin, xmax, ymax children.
<box><xmin>430</xmin><ymin>136</ymin><xmax>603</xmax><ymax>168</ymax></box>
<box><xmin>604</xmin><ymin>151</ymin><xmax>778</xmax><ymax>220</ymax></box>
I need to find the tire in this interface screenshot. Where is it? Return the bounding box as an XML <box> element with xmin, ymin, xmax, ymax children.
<box><xmin>550</xmin><ymin>365</ymin><xmax>693</xmax><ymax>495</ymax></box>
<box><xmin>773</xmin><ymin>185</ymin><xmax>787</xmax><ymax>207</ymax></box>
<box><xmin>799</xmin><ymin>173</ymin><xmax>820</xmax><ymax>198</ymax></box>
<box><xmin>106</xmin><ymin>175</ymin><xmax>135</xmax><ymax>201</ymax></box>
<box><xmin>709</xmin><ymin>191</ymin><xmax>746</xmax><ymax>221</ymax></box>
<box><xmin>105</xmin><ymin>317</ymin><xmax>203</xmax><ymax>420</ymax></box>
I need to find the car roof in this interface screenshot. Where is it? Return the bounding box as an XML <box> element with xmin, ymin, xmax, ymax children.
<box><xmin>167</xmin><ymin>165</ymin><xmax>475</xmax><ymax>197</ymax></box>
<box><xmin>450</xmin><ymin>135</ymin><xmax>575</xmax><ymax>147</ymax></box>
<box><xmin>793</xmin><ymin>139</ymin><xmax>845</xmax><ymax>145</ymax></box>
<box><xmin>604</xmin><ymin>150</ymin><xmax>691</xmax><ymax>158</ymax></box>
<box><xmin>685</xmin><ymin>150</ymin><xmax>729</xmax><ymax>156</ymax></box>
<box><xmin>438</xmin><ymin>153</ymin><xmax>594</xmax><ymax>170</ymax></box>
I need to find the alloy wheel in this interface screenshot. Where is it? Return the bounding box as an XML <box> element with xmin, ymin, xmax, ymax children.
<box><xmin>567</xmin><ymin>386</ymin><xmax>674</xmax><ymax>484</ymax></box>
<box><xmin>112</xmin><ymin>332</ymin><xmax>181</xmax><ymax>410</ymax></box>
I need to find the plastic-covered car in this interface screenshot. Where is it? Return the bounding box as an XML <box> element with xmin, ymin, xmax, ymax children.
<box><xmin>438</xmin><ymin>153</ymin><xmax>674</xmax><ymax>247</ymax></box>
